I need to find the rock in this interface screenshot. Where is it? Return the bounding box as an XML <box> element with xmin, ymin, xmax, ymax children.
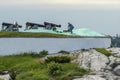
<box><xmin>73</xmin><ymin>75</ymin><xmax>106</xmax><ymax>80</ymax></box>
<box><xmin>104</xmin><ymin>71</ymin><xmax>116</xmax><ymax>80</ymax></box>
<box><xmin>109</xmin><ymin>56</ymin><xmax>120</xmax><ymax>65</ymax></box>
<box><xmin>107</xmin><ymin>48</ymin><xmax>120</xmax><ymax>57</ymax></box>
<box><xmin>73</xmin><ymin>48</ymin><xmax>120</xmax><ymax>80</ymax></box>
<box><xmin>0</xmin><ymin>74</ymin><xmax>10</xmax><ymax>80</ymax></box>
<box><xmin>76</xmin><ymin>49</ymin><xmax>109</xmax><ymax>71</ymax></box>
<box><xmin>115</xmin><ymin>77</ymin><xmax>120</xmax><ymax>80</ymax></box>
<box><xmin>113</xmin><ymin>65</ymin><xmax>120</xmax><ymax>76</ymax></box>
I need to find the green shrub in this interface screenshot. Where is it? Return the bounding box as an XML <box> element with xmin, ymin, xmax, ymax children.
<box><xmin>39</xmin><ymin>50</ymin><xmax>48</xmax><ymax>57</ymax></box>
<box><xmin>58</xmin><ymin>50</ymin><xmax>70</xmax><ymax>54</ymax></box>
<box><xmin>45</xmin><ymin>56</ymin><xmax>71</xmax><ymax>63</ymax></box>
<box><xmin>48</xmin><ymin>62</ymin><xmax>62</xmax><ymax>76</ymax></box>
<box><xmin>95</xmin><ymin>48</ymin><xmax>112</xmax><ymax>57</ymax></box>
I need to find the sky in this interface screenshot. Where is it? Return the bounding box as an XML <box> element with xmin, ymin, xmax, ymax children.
<box><xmin>0</xmin><ymin>0</ymin><xmax>120</xmax><ymax>35</ymax></box>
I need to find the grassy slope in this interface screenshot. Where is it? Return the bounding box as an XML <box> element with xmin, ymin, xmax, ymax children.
<box><xmin>95</xmin><ymin>48</ymin><xmax>112</xmax><ymax>57</ymax></box>
<box><xmin>0</xmin><ymin>31</ymin><xmax>110</xmax><ymax>38</ymax></box>
<box><xmin>0</xmin><ymin>54</ymin><xmax>89</xmax><ymax>80</ymax></box>
<box><xmin>0</xmin><ymin>32</ymin><xmax>71</xmax><ymax>38</ymax></box>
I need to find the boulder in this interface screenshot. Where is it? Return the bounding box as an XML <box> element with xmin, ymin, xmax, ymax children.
<box><xmin>0</xmin><ymin>74</ymin><xmax>10</xmax><ymax>80</ymax></box>
<box><xmin>113</xmin><ymin>65</ymin><xmax>120</xmax><ymax>76</ymax></box>
<box><xmin>107</xmin><ymin>48</ymin><xmax>120</xmax><ymax>57</ymax></box>
<box><xmin>76</xmin><ymin>49</ymin><xmax>109</xmax><ymax>71</ymax></box>
<box><xmin>109</xmin><ymin>56</ymin><xmax>120</xmax><ymax>65</ymax></box>
<box><xmin>73</xmin><ymin>49</ymin><xmax>120</xmax><ymax>80</ymax></box>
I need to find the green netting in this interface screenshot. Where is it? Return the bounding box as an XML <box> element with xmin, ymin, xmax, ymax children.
<box><xmin>23</xmin><ymin>28</ymin><xmax>105</xmax><ymax>37</ymax></box>
<box><xmin>73</xmin><ymin>28</ymin><xmax>105</xmax><ymax>36</ymax></box>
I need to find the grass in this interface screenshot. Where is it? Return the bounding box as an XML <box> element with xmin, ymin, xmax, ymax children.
<box><xmin>0</xmin><ymin>53</ymin><xmax>90</xmax><ymax>80</ymax></box>
<box><xmin>9</xmin><ymin>50</ymin><xmax>48</xmax><ymax>58</ymax></box>
<box><xmin>0</xmin><ymin>31</ymin><xmax>73</xmax><ymax>38</ymax></box>
<box><xmin>95</xmin><ymin>48</ymin><xmax>112</xmax><ymax>57</ymax></box>
<box><xmin>0</xmin><ymin>78</ymin><xmax>3</xmax><ymax>80</ymax></box>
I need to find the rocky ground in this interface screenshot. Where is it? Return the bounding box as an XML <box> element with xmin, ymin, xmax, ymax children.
<box><xmin>72</xmin><ymin>48</ymin><xmax>120</xmax><ymax>80</ymax></box>
<box><xmin>0</xmin><ymin>48</ymin><xmax>120</xmax><ymax>80</ymax></box>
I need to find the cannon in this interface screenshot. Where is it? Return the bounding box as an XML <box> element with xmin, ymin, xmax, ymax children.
<box><xmin>44</xmin><ymin>22</ymin><xmax>61</xmax><ymax>31</ymax></box>
<box><xmin>25</xmin><ymin>22</ymin><xmax>45</xmax><ymax>30</ymax></box>
<box><xmin>2</xmin><ymin>22</ymin><xmax>22</xmax><ymax>32</ymax></box>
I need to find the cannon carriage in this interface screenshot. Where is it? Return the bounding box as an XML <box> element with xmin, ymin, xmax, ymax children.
<box><xmin>25</xmin><ymin>22</ymin><xmax>61</xmax><ymax>31</ymax></box>
<box><xmin>1</xmin><ymin>21</ymin><xmax>62</xmax><ymax>32</ymax></box>
<box><xmin>44</xmin><ymin>22</ymin><xmax>61</xmax><ymax>31</ymax></box>
<box><xmin>25</xmin><ymin>22</ymin><xmax>45</xmax><ymax>30</ymax></box>
<box><xmin>2</xmin><ymin>22</ymin><xmax>22</xmax><ymax>32</ymax></box>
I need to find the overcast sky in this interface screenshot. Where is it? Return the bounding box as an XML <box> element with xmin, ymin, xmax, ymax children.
<box><xmin>0</xmin><ymin>0</ymin><xmax>120</xmax><ymax>35</ymax></box>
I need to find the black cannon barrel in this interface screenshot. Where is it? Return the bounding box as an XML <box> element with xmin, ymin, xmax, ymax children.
<box><xmin>2</xmin><ymin>22</ymin><xmax>13</xmax><ymax>26</ymax></box>
<box><xmin>44</xmin><ymin>22</ymin><xmax>61</xmax><ymax>28</ymax></box>
<box><xmin>26</xmin><ymin>22</ymin><xmax>45</xmax><ymax>27</ymax></box>
<box><xmin>18</xmin><ymin>25</ymin><xmax>22</xmax><ymax>28</ymax></box>
<box><xmin>2</xmin><ymin>22</ymin><xmax>22</xmax><ymax>28</ymax></box>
